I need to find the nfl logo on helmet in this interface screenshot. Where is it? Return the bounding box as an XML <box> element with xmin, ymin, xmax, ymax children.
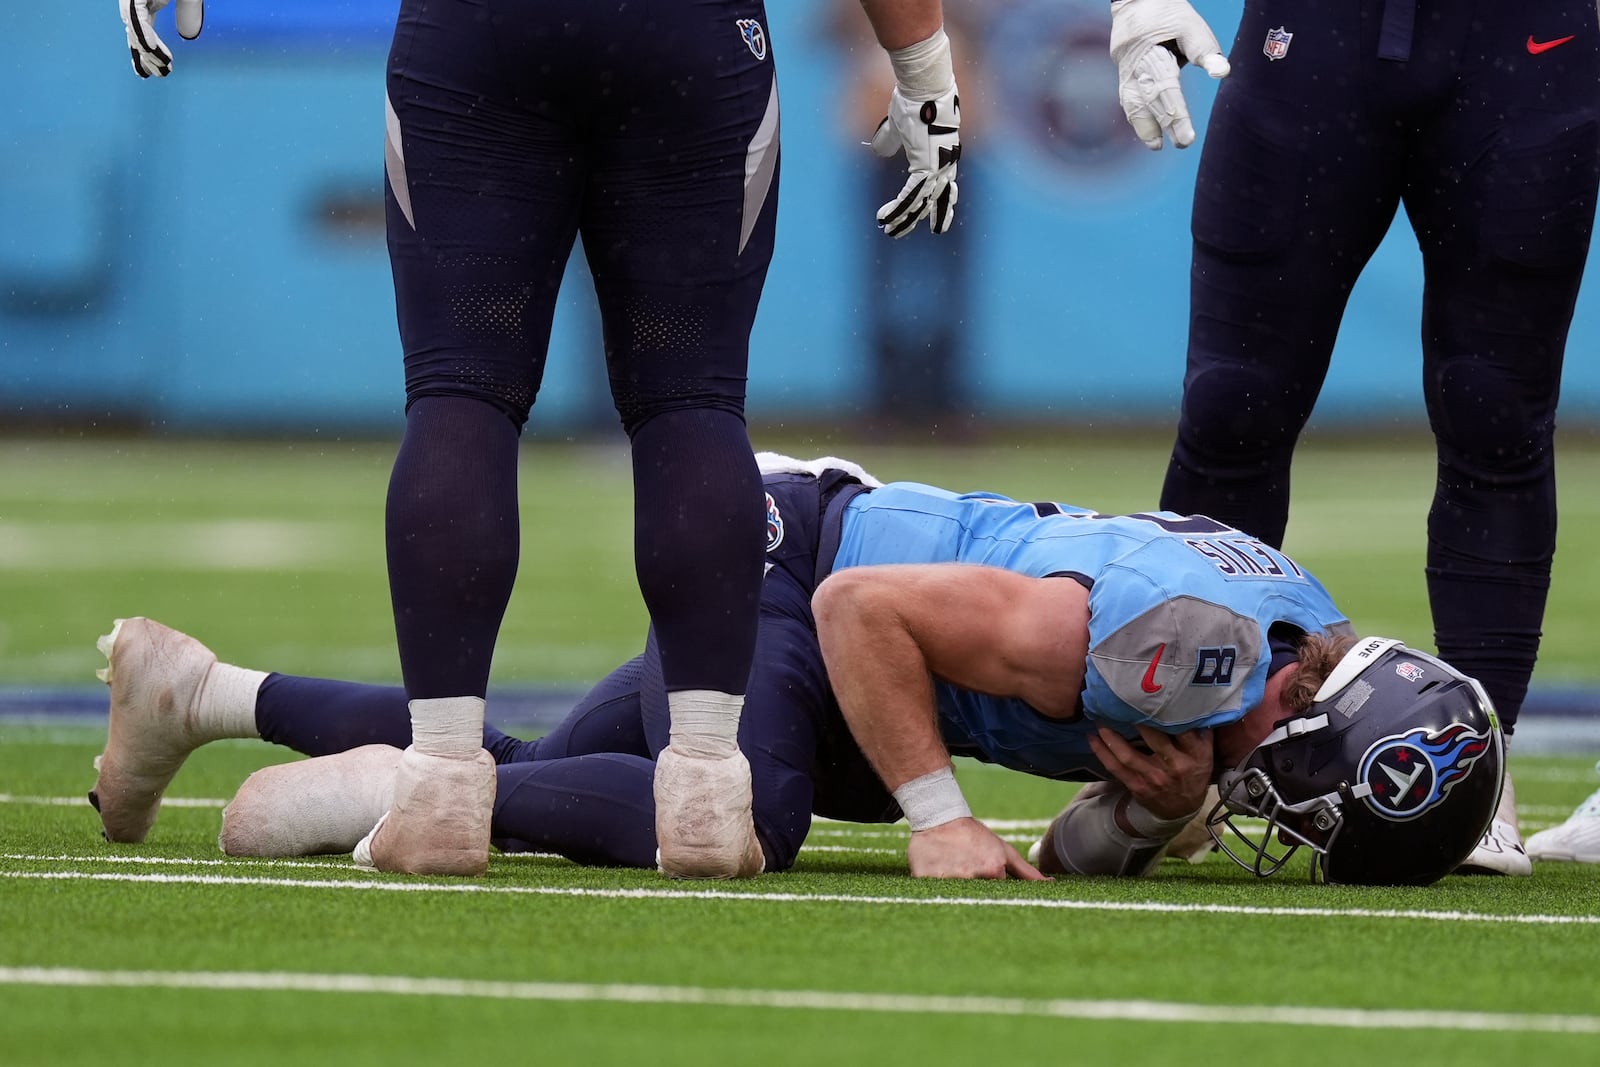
<box><xmin>736</xmin><ymin>18</ymin><xmax>767</xmax><ymax>61</ymax></box>
<box><xmin>1263</xmin><ymin>26</ymin><xmax>1293</xmax><ymax>61</ymax></box>
<box><xmin>1395</xmin><ymin>662</ymin><xmax>1425</xmax><ymax>683</ymax></box>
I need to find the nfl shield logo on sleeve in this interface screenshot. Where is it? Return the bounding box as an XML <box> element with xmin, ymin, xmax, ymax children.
<box><xmin>1263</xmin><ymin>26</ymin><xmax>1293</xmax><ymax>61</ymax></box>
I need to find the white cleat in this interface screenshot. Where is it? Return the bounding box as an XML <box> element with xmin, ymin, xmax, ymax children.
<box><xmin>1526</xmin><ymin>772</ymin><xmax>1600</xmax><ymax>864</ymax></box>
<box><xmin>1457</xmin><ymin>772</ymin><xmax>1531</xmax><ymax>876</ymax></box>
<box><xmin>653</xmin><ymin>746</ymin><xmax>764</xmax><ymax>880</ymax></box>
<box><xmin>90</xmin><ymin>617</ymin><xmax>219</xmax><ymax>843</ymax></box>
<box><xmin>220</xmin><ymin>744</ymin><xmax>404</xmax><ymax>858</ymax></box>
<box><xmin>352</xmin><ymin>745</ymin><xmax>495</xmax><ymax>877</ymax></box>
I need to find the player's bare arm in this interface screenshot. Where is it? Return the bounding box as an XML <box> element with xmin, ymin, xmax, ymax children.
<box><xmin>856</xmin><ymin>0</ymin><xmax>945</xmax><ymax>50</ymax></box>
<box><xmin>814</xmin><ymin>564</ymin><xmax>1082</xmax><ymax>879</ymax></box>
<box><xmin>814</xmin><ymin>564</ymin><xmax>1088</xmax><ymax>785</ymax></box>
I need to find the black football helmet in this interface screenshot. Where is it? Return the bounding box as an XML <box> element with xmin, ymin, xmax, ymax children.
<box><xmin>1207</xmin><ymin>637</ymin><xmax>1504</xmax><ymax>886</ymax></box>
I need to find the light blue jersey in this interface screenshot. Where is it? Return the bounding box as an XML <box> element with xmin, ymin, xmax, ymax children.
<box><xmin>832</xmin><ymin>482</ymin><xmax>1353</xmax><ymax>781</ymax></box>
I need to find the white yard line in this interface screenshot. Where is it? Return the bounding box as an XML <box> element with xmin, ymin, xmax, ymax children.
<box><xmin>812</xmin><ymin>816</ymin><xmax>1050</xmax><ymax>831</ymax></box>
<box><xmin>0</xmin><ymin>520</ymin><xmax>365</xmax><ymax>571</ymax></box>
<box><xmin>2</xmin><ymin>862</ymin><xmax>1597</xmax><ymax>927</ymax></box>
<box><xmin>0</xmin><ymin>793</ymin><xmax>226</xmax><ymax>809</ymax></box>
<box><xmin>0</xmin><ymin>966</ymin><xmax>1593</xmax><ymax>1035</ymax></box>
<box><xmin>0</xmin><ymin>853</ymin><xmax>383</xmax><ymax>873</ymax></box>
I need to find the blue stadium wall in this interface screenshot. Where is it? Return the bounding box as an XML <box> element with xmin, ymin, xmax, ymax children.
<box><xmin>7</xmin><ymin>1</ymin><xmax>1600</xmax><ymax>434</ymax></box>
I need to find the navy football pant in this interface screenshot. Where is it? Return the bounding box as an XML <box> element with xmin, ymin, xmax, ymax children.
<box><xmin>256</xmin><ymin>571</ymin><xmax>897</xmax><ymax>871</ymax></box>
<box><xmin>382</xmin><ymin>0</ymin><xmax>778</xmax><ymax>701</ymax></box>
<box><xmin>1161</xmin><ymin>0</ymin><xmax>1600</xmax><ymax>730</ymax></box>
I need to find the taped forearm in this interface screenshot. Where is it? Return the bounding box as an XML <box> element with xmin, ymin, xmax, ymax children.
<box><xmin>886</xmin><ymin>27</ymin><xmax>953</xmax><ymax>100</ymax></box>
<box><xmin>1044</xmin><ymin>783</ymin><xmax>1197</xmax><ymax>878</ymax></box>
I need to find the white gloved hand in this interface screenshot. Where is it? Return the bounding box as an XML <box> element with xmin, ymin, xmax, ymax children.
<box><xmin>1109</xmin><ymin>0</ymin><xmax>1231</xmax><ymax>150</ymax></box>
<box><xmin>120</xmin><ymin>0</ymin><xmax>206</xmax><ymax>79</ymax></box>
<box><xmin>870</xmin><ymin>86</ymin><xmax>961</xmax><ymax>237</ymax></box>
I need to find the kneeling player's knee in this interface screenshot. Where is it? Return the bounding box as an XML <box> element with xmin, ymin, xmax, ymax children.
<box><xmin>756</xmin><ymin>835</ymin><xmax>798</xmax><ymax>873</ymax></box>
<box><xmin>750</xmin><ymin>775</ymin><xmax>813</xmax><ymax>874</ymax></box>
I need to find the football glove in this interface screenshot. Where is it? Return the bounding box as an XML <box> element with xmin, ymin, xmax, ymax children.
<box><xmin>1109</xmin><ymin>0</ymin><xmax>1230</xmax><ymax>150</ymax></box>
<box><xmin>869</xmin><ymin>85</ymin><xmax>961</xmax><ymax>237</ymax></box>
<box><xmin>120</xmin><ymin>0</ymin><xmax>205</xmax><ymax>78</ymax></box>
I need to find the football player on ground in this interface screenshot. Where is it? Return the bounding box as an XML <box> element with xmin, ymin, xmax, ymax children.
<box><xmin>1107</xmin><ymin>0</ymin><xmax>1600</xmax><ymax>873</ymax></box>
<box><xmin>91</xmin><ymin>456</ymin><xmax>1503</xmax><ymax>885</ymax></box>
<box><xmin>113</xmin><ymin>0</ymin><xmax>962</xmax><ymax>880</ymax></box>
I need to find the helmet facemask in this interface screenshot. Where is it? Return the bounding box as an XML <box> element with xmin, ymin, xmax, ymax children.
<box><xmin>1208</xmin><ymin>760</ymin><xmax>1356</xmax><ymax>881</ymax></box>
<box><xmin>1203</xmin><ymin>703</ymin><xmax>1369</xmax><ymax>883</ymax></box>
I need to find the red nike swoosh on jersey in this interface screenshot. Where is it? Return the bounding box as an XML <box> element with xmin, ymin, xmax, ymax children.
<box><xmin>1527</xmin><ymin>35</ymin><xmax>1576</xmax><ymax>55</ymax></box>
<box><xmin>1140</xmin><ymin>643</ymin><xmax>1167</xmax><ymax>694</ymax></box>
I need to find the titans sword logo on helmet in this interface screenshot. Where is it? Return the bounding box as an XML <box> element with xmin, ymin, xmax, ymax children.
<box><xmin>1358</xmin><ymin>723</ymin><xmax>1494</xmax><ymax>822</ymax></box>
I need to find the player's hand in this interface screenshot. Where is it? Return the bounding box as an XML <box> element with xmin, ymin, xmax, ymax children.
<box><xmin>1089</xmin><ymin>725</ymin><xmax>1213</xmax><ymax>821</ymax></box>
<box><xmin>1109</xmin><ymin>0</ymin><xmax>1230</xmax><ymax>150</ymax></box>
<box><xmin>120</xmin><ymin>0</ymin><xmax>205</xmax><ymax>78</ymax></box>
<box><xmin>868</xmin><ymin>84</ymin><xmax>961</xmax><ymax>237</ymax></box>
<box><xmin>907</xmin><ymin>816</ymin><xmax>1047</xmax><ymax>880</ymax></box>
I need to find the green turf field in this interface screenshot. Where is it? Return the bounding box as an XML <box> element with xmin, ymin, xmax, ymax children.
<box><xmin>1</xmin><ymin>726</ymin><xmax>1598</xmax><ymax>1064</ymax></box>
<box><xmin>3</xmin><ymin>432</ymin><xmax>1600</xmax><ymax>688</ymax></box>
<box><xmin>2</xmin><ymin>434</ymin><xmax>1598</xmax><ymax>1062</ymax></box>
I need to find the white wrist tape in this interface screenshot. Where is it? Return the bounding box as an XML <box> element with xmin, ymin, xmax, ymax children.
<box><xmin>887</xmin><ymin>27</ymin><xmax>954</xmax><ymax>101</ymax></box>
<box><xmin>1121</xmin><ymin>795</ymin><xmax>1201</xmax><ymax>839</ymax></box>
<box><xmin>893</xmin><ymin>766</ymin><xmax>972</xmax><ymax>831</ymax></box>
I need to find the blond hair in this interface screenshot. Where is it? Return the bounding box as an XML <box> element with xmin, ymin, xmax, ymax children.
<box><xmin>1280</xmin><ymin>632</ymin><xmax>1360</xmax><ymax>712</ymax></box>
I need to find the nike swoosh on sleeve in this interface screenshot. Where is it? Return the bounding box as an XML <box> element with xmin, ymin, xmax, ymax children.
<box><xmin>1140</xmin><ymin>643</ymin><xmax>1166</xmax><ymax>694</ymax></box>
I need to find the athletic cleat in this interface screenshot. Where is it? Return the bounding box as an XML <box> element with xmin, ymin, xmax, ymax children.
<box><xmin>1526</xmin><ymin>770</ymin><xmax>1600</xmax><ymax>864</ymax></box>
<box><xmin>352</xmin><ymin>745</ymin><xmax>494</xmax><ymax>876</ymax></box>
<box><xmin>90</xmin><ymin>617</ymin><xmax>219</xmax><ymax>843</ymax></box>
<box><xmin>1457</xmin><ymin>772</ymin><xmax>1531</xmax><ymax>876</ymax></box>
<box><xmin>219</xmin><ymin>744</ymin><xmax>404</xmax><ymax>858</ymax></box>
<box><xmin>653</xmin><ymin>746</ymin><xmax>764</xmax><ymax>879</ymax></box>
